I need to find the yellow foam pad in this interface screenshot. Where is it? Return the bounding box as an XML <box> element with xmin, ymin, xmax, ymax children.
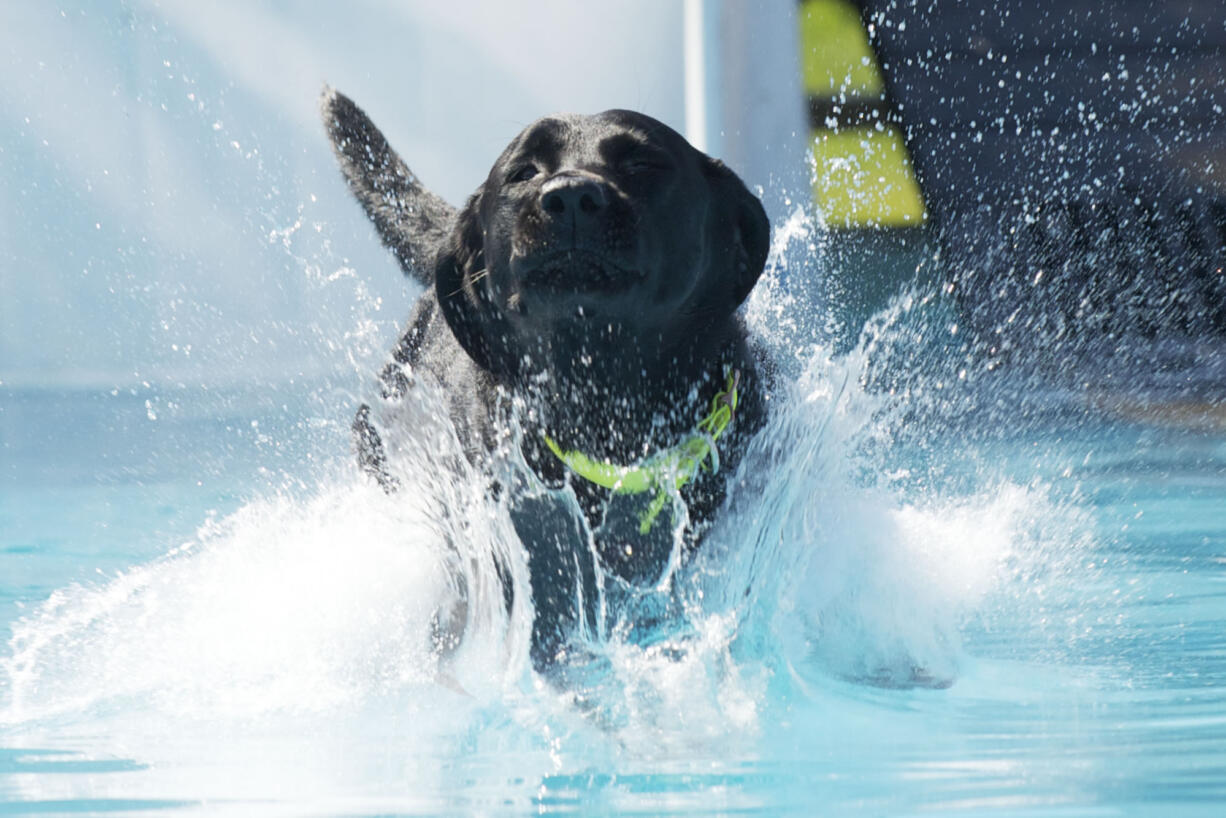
<box><xmin>811</xmin><ymin>126</ymin><xmax>928</xmax><ymax>228</ymax></box>
<box><xmin>799</xmin><ymin>0</ymin><xmax>885</xmax><ymax>99</ymax></box>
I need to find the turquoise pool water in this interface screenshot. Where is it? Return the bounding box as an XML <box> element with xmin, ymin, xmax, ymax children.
<box><xmin>2</xmin><ymin>290</ymin><xmax>1225</xmax><ymax>815</ymax></box>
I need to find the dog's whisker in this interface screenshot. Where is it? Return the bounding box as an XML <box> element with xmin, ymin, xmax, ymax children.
<box><xmin>445</xmin><ymin>268</ymin><xmax>489</xmax><ymax>297</ymax></box>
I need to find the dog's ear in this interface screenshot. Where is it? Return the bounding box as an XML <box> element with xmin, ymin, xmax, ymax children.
<box><xmin>321</xmin><ymin>86</ymin><xmax>456</xmax><ymax>286</ymax></box>
<box><xmin>435</xmin><ymin>193</ymin><xmax>516</xmax><ymax>374</ymax></box>
<box><xmin>706</xmin><ymin>159</ymin><xmax>771</xmax><ymax>306</ymax></box>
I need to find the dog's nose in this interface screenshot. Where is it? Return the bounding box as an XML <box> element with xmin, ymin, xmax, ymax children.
<box><xmin>539</xmin><ymin>174</ymin><xmax>608</xmax><ymax>217</ymax></box>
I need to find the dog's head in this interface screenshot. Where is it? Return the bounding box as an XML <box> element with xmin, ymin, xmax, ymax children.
<box><xmin>436</xmin><ymin>111</ymin><xmax>770</xmax><ymax>376</ymax></box>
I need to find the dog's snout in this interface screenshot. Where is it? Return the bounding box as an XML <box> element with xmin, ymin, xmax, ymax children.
<box><xmin>540</xmin><ymin>174</ymin><xmax>609</xmax><ymax>217</ymax></box>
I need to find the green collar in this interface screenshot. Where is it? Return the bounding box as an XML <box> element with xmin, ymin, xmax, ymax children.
<box><xmin>543</xmin><ymin>369</ymin><xmax>741</xmax><ymax>534</ymax></box>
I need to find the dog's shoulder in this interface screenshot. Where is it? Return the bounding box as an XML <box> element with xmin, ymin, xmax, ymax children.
<box><xmin>370</xmin><ymin>288</ymin><xmax>505</xmax><ymax>463</ymax></box>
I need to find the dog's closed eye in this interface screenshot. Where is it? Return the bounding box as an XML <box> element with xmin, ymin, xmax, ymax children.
<box><xmin>618</xmin><ymin>150</ymin><xmax>673</xmax><ymax>175</ymax></box>
<box><xmin>507</xmin><ymin>165</ymin><xmax>540</xmax><ymax>184</ymax></box>
<box><xmin>600</xmin><ymin>133</ymin><xmax>675</xmax><ymax>176</ymax></box>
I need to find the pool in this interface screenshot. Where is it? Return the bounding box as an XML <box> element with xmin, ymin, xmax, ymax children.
<box><xmin>2</xmin><ymin>249</ymin><xmax>1224</xmax><ymax>815</ymax></box>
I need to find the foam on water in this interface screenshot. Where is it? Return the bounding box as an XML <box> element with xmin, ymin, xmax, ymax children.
<box><xmin>0</xmin><ymin>211</ymin><xmax>1094</xmax><ymax>796</ymax></box>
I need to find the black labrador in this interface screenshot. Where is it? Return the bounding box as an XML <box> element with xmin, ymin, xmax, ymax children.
<box><xmin>322</xmin><ymin>88</ymin><xmax>771</xmax><ymax>668</ymax></box>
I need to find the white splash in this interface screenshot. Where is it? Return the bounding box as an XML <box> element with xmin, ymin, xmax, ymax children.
<box><xmin>0</xmin><ymin>212</ymin><xmax>1093</xmax><ymax>795</ymax></box>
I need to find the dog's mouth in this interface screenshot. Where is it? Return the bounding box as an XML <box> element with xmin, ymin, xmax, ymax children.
<box><xmin>517</xmin><ymin>249</ymin><xmax>643</xmax><ymax>295</ymax></box>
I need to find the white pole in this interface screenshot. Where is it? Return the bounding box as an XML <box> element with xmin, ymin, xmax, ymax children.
<box><xmin>683</xmin><ymin>0</ymin><xmax>708</xmax><ymax>153</ymax></box>
<box><xmin>688</xmin><ymin>0</ymin><xmax>807</xmax><ymax>226</ymax></box>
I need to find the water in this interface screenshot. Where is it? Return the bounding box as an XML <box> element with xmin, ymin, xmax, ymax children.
<box><xmin>3</xmin><ymin>210</ymin><xmax>1224</xmax><ymax>815</ymax></box>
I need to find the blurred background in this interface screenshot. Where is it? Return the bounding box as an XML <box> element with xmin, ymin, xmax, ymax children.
<box><xmin>5</xmin><ymin>0</ymin><xmax>1223</xmax><ymax>393</ymax></box>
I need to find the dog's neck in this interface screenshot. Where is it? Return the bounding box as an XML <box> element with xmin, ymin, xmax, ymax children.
<box><xmin>515</xmin><ymin>317</ymin><xmax>749</xmax><ymax>460</ymax></box>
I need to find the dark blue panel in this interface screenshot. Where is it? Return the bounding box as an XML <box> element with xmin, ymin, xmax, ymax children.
<box><xmin>860</xmin><ymin>0</ymin><xmax>1226</xmax><ymax>338</ymax></box>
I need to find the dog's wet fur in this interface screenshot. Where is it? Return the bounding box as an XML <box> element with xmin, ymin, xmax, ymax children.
<box><xmin>322</xmin><ymin>88</ymin><xmax>771</xmax><ymax>669</ymax></box>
